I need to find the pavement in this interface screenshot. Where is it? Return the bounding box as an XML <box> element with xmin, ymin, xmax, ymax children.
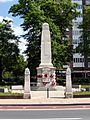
<box><xmin>0</xmin><ymin>91</ymin><xmax>90</xmax><ymax>106</ymax></box>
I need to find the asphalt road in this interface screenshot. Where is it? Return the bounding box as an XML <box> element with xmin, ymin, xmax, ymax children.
<box><xmin>0</xmin><ymin>109</ymin><xmax>90</xmax><ymax>119</ymax></box>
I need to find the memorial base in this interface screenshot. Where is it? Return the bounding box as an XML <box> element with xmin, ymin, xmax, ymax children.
<box><xmin>65</xmin><ymin>92</ymin><xmax>73</xmax><ymax>98</ymax></box>
<box><xmin>23</xmin><ymin>93</ymin><xmax>31</xmax><ymax>99</ymax></box>
<box><xmin>37</xmin><ymin>66</ymin><xmax>56</xmax><ymax>89</ymax></box>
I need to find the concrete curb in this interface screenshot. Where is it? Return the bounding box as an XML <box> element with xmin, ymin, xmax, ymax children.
<box><xmin>0</xmin><ymin>103</ymin><xmax>90</xmax><ymax>106</ymax></box>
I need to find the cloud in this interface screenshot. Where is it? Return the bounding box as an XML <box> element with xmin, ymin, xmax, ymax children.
<box><xmin>0</xmin><ymin>16</ymin><xmax>3</xmax><ymax>22</ymax></box>
<box><xmin>13</xmin><ymin>25</ymin><xmax>27</xmax><ymax>48</ymax></box>
<box><xmin>0</xmin><ymin>0</ymin><xmax>13</xmax><ymax>3</ymax></box>
<box><xmin>0</xmin><ymin>16</ymin><xmax>27</xmax><ymax>57</ymax></box>
<box><xmin>19</xmin><ymin>38</ymin><xmax>27</xmax><ymax>54</ymax></box>
<box><xmin>13</xmin><ymin>26</ymin><xmax>24</xmax><ymax>36</ymax></box>
<box><xmin>0</xmin><ymin>16</ymin><xmax>13</xmax><ymax>23</ymax></box>
<box><xmin>4</xmin><ymin>16</ymin><xmax>13</xmax><ymax>21</ymax></box>
<box><xmin>13</xmin><ymin>25</ymin><xmax>27</xmax><ymax>56</ymax></box>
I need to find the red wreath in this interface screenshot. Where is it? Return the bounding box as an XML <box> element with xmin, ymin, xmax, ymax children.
<box><xmin>51</xmin><ymin>81</ymin><xmax>56</xmax><ymax>86</ymax></box>
<box><xmin>37</xmin><ymin>74</ymin><xmax>42</xmax><ymax>78</ymax></box>
<box><xmin>50</xmin><ymin>74</ymin><xmax>54</xmax><ymax>78</ymax></box>
<box><xmin>44</xmin><ymin>74</ymin><xmax>48</xmax><ymax>78</ymax></box>
<box><xmin>42</xmin><ymin>82</ymin><xmax>48</xmax><ymax>86</ymax></box>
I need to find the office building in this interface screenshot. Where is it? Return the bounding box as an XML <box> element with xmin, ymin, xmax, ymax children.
<box><xmin>72</xmin><ymin>0</ymin><xmax>90</xmax><ymax>78</ymax></box>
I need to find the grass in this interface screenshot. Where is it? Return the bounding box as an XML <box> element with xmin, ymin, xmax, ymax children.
<box><xmin>73</xmin><ymin>91</ymin><xmax>90</xmax><ymax>95</ymax></box>
<box><xmin>81</xmin><ymin>85</ymin><xmax>90</xmax><ymax>88</ymax></box>
<box><xmin>0</xmin><ymin>92</ymin><xmax>23</xmax><ymax>96</ymax></box>
<box><xmin>0</xmin><ymin>85</ymin><xmax>10</xmax><ymax>89</ymax></box>
<box><xmin>0</xmin><ymin>85</ymin><xmax>23</xmax><ymax>96</ymax></box>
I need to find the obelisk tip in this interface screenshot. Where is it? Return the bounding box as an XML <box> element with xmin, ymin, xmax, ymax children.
<box><xmin>42</xmin><ymin>23</ymin><xmax>49</xmax><ymax>30</ymax></box>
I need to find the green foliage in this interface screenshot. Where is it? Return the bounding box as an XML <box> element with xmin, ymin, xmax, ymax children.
<box><xmin>0</xmin><ymin>92</ymin><xmax>23</xmax><ymax>96</ymax></box>
<box><xmin>2</xmin><ymin>55</ymin><xmax>27</xmax><ymax>85</ymax></box>
<box><xmin>72</xmin><ymin>77</ymin><xmax>90</xmax><ymax>85</ymax></box>
<box><xmin>3</xmin><ymin>71</ymin><xmax>13</xmax><ymax>78</ymax></box>
<box><xmin>81</xmin><ymin>85</ymin><xmax>90</xmax><ymax>88</ymax></box>
<box><xmin>0</xmin><ymin>20</ymin><xmax>27</xmax><ymax>84</ymax></box>
<box><xmin>73</xmin><ymin>91</ymin><xmax>90</xmax><ymax>95</ymax></box>
<box><xmin>0</xmin><ymin>19</ymin><xmax>20</xmax><ymax>83</ymax></box>
<box><xmin>9</xmin><ymin>0</ymin><xmax>79</xmax><ymax>79</ymax></box>
<box><xmin>0</xmin><ymin>85</ymin><xmax>10</xmax><ymax>89</ymax></box>
<box><xmin>56</xmin><ymin>78</ymin><xmax>65</xmax><ymax>85</ymax></box>
<box><xmin>12</xmin><ymin>55</ymin><xmax>27</xmax><ymax>76</ymax></box>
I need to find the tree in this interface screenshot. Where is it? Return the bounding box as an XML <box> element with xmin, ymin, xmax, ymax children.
<box><xmin>0</xmin><ymin>19</ymin><xmax>20</xmax><ymax>84</ymax></box>
<box><xmin>9</xmin><ymin>0</ymin><xmax>79</xmax><ymax>80</ymax></box>
<box><xmin>76</xmin><ymin>6</ymin><xmax>90</xmax><ymax>68</ymax></box>
<box><xmin>11</xmin><ymin>55</ymin><xmax>27</xmax><ymax>84</ymax></box>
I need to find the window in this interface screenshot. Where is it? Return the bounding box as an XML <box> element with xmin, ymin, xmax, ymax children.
<box><xmin>73</xmin><ymin>0</ymin><xmax>81</xmax><ymax>1</ymax></box>
<box><xmin>73</xmin><ymin>39</ymin><xmax>79</xmax><ymax>44</ymax></box>
<box><xmin>74</xmin><ymin>58</ymin><xmax>76</xmax><ymax>62</ymax></box>
<box><xmin>88</xmin><ymin>62</ymin><xmax>90</xmax><ymax>67</ymax></box>
<box><xmin>77</xmin><ymin>5</ymin><xmax>82</xmax><ymax>9</ymax></box>
<box><xmin>73</xmin><ymin>58</ymin><xmax>84</xmax><ymax>63</ymax></box>
<box><xmin>75</xmin><ymin>58</ymin><xmax>78</xmax><ymax>63</ymax></box>
<box><xmin>86</xmin><ymin>0</ymin><xmax>90</xmax><ymax>5</ymax></box>
<box><xmin>72</xmin><ymin>31</ymin><xmax>80</xmax><ymax>35</ymax></box>
<box><xmin>80</xmin><ymin>58</ymin><xmax>84</xmax><ymax>62</ymax></box>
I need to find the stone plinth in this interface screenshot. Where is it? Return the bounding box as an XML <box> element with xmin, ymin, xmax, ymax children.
<box><xmin>37</xmin><ymin>67</ymin><xmax>56</xmax><ymax>88</ymax></box>
<box><xmin>65</xmin><ymin>67</ymin><xmax>73</xmax><ymax>98</ymax></box>
<box><xmin>23</xmin><ymin>68</ymin><xmax>31</xmax><ymax>99</ymax></box>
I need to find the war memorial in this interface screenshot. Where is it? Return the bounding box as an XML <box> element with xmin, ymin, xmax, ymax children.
<box><xmin>23</xmin><ymin>23</ymin><xmax>73</xmax><ymax>99</ymax></box>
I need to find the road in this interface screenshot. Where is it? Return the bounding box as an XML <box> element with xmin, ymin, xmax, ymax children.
<box><xmin>0</xmin><ymin>109</ymin><xmax>90</xmax><ymax>119</ymax></box>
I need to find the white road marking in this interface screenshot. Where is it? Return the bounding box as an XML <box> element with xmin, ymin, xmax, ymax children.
<box><xmin>0</xmin><ymin>107</ymin><xmax>90</xmax><ymax>111</ymax></box>
<box><xmin>47</xmin><ymin>118</ymin><xmax>82</xmax><ymax>120</ymax></box>
<box><xmin>1</xmin><ymin>118</ymin><xmax>82</xmax><ymax>120</ymax></box>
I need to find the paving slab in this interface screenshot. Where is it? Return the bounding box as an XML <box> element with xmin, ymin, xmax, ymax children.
<box><xmin>0</xmin><ymin>91</ymin><xmax>90</xmax><ymax>105</ymax></box>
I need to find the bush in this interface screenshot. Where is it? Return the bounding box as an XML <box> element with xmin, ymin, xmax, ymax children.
<box><xmin>56</xmin><ymin>78</ymin><xmax>66</xmax><ymax>85</ymax></box>
<box><xmin>0</xmin><ymin>92</ymin><xmax>23</xmax><ymax>96</ymax></box>
<box><xmin>72</xmin><ymin>77</ymin><xmax>90</xmax><ymax>84</ymax></box>
<box><xmin>73</xmin><ymin>91</ymin><xmax>90</xmax><ymax>95</ymax></box>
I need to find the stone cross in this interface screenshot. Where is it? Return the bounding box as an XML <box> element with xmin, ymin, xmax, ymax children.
<box><xmin>23</xmin><ymin>68</ymin><xmax>31</xmax><ymax>99</ymax></box>
<box><xmin>65</xmin><ymin>66</ymin><xmax>73</xmax><ymax>98</ymax></box>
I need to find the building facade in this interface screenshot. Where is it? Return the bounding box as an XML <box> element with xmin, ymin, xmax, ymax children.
<box><xmin>72</xmin><ymin>0</ymin><xmax>84</xmax><ymax>68</ymax></box>
<box><xmin>72</xmin><ymin>0</ymin><xmax>90</xmax><ymax>78</ymax></box>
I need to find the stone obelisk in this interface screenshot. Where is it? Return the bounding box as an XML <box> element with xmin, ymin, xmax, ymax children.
<box><xmin>37</xmin><ymin>23</ymin><xmax>56</xmax><ymax>88</ymax></box>
<box><xmin>40</xmin><ymin>23</ymin><xmax>53</xmax><ymax>67</ymax></box>
<box><xmin>23</xmin><ymin>68</ymin><xmax>31</xmax><ymax>99</ymax></box>
<box><xmin>65</xmin><ymin>67</ymin><xmax>73</xmax><ymax>98</ymax></box>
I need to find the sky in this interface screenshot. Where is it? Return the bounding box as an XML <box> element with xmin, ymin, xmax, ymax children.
<box><xmin>0</xmin><ymin>0</ymin><xmax>27</xmax><ymax>58</ymax></box>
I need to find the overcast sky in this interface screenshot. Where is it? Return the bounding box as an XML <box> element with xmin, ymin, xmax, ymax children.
<box><xmin>0</xmin><ymin>0</ymin><xmax>27</xmax><ymax>57</ymax></box>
